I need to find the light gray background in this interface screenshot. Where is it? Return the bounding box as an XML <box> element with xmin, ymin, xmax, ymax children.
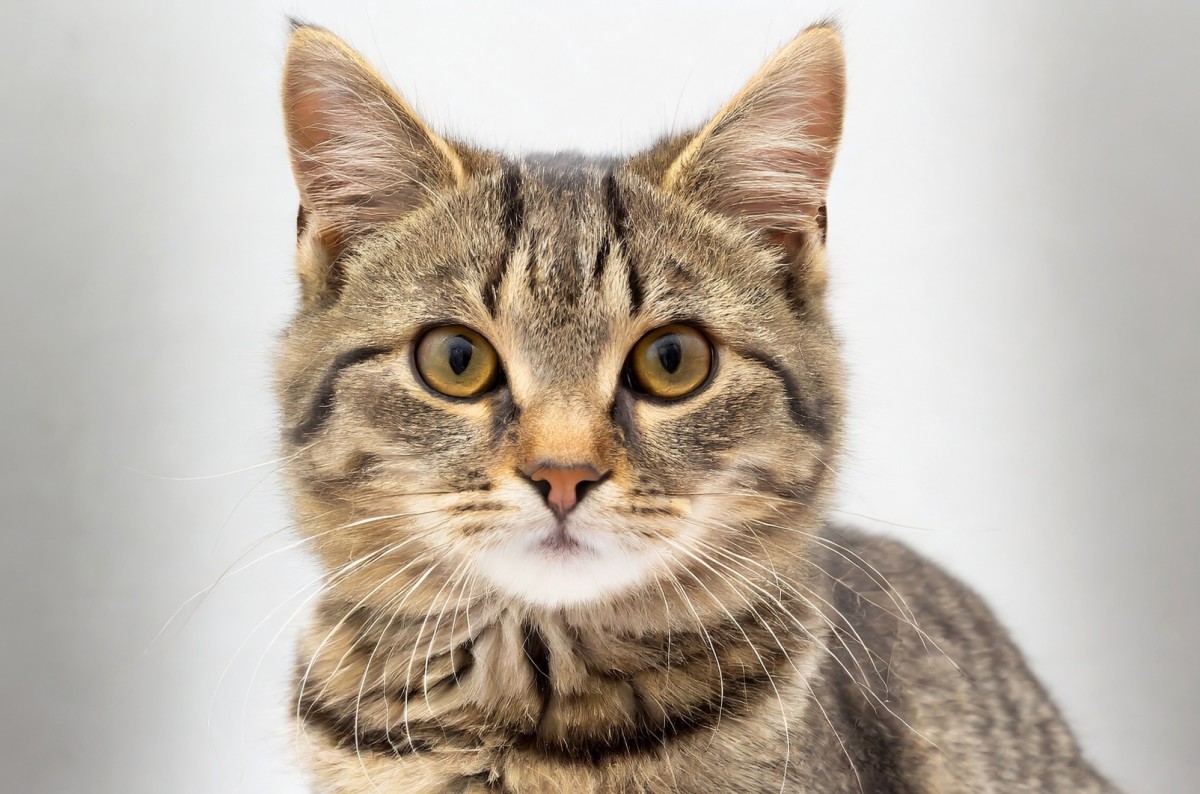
<box><xmin>2</xmin><ymin>1</ymin><xmax>1196</xmax><ymax>792</ymax></box>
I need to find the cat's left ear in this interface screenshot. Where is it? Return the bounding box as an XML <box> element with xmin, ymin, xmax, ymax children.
<box><xmin>663</xmin><ymin>24</ymin><xmax>845</xmax><ymax>259</ymax></box>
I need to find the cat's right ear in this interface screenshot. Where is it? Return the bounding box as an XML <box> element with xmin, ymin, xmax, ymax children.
<box><xmin>282</xmin><ymin>23</ymin><xmax>465</xmax><ymax>303</ymax></box>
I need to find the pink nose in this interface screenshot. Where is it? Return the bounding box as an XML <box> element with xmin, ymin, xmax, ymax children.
<box><xmin>526</xmin><ymin>464</ymin><xmax>606</xmax><ymax>518</ymax></box>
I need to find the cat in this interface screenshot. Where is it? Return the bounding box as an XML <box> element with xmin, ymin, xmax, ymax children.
<box><xmin>275</xmin><ymin>20</ymin><xmax>1120</xmax><ymax>793</ymax></box>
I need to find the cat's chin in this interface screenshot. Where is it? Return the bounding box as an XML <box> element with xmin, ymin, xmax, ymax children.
<box><xmin>473</xmin><ymin>527</ymin><xmax>656</xmax><ymax>608</ymax></box>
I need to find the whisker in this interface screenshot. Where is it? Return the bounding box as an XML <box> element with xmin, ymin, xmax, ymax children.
<box><xmin>753</xmin><ymin>521</ymin><xmax>958</xmax><ymax>671</ymax></box>
<box><xmin>674</xmin><ymin>525</ymin><xmax>942</xmax><ymax>751</ymax></box>
<box><xmin>685</xmin><ymin>528</ymin><xmax>882</xmax><ymax>691</ymax></box>
<box><xmin>119</xmin><ymin>443</ymin><xmax>312</xmax><ymax>481</ymax></box>
<box><xmin>678</xmin><ymin>513</ymin><xmax>886</xmax><ymax>687</ymax></box>
<box><xmin>352</xmin><ymin>562</ymin><xmax>442</xmax><ymax>775</ymax></box>
<box><xmin>297</xmin><ymin>545</ymin><xmax>445</xmax><ymax>723</ymax></box>
<box><xmin>213</xmin><ymin>531</ymin><xmax>424</xmax><ymax>732</ymax></box>
<box><xmin>652</xmin><ymin>551</ymin><xmax>728</xmax><ymax>748</ymax></box>
<box><xmin>416</xmin><ymin>562</ymin><xmax>474</xmax><ymax>718</ymax></box>
<box><xmin>658</xmin><ymin>538</ymin><xmax>793</xmax><ymax>792</ymax></box>
<box><xmin>152</xmin><ymin>505</ymin><xmax>449</xmax><ymax>655</ymax></box>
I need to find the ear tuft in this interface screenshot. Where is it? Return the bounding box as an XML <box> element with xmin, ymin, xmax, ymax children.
<box><xmin>664</xmin><ymin>25</ymin><xmax>845</xmax><ymax>247</ymax></box>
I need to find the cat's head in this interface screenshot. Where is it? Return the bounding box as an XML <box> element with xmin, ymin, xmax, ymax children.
<box><xmin>276</xmin><ymin>23</ymin><xmax>845</xmax><ymax>612</ymax></box>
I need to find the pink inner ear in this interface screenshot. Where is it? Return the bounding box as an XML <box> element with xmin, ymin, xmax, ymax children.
<box><xmin>282</xmin><ymin>28</ymin><xmax>465</xmax><ymax>240</ymax></box>
<box><xmin>669</xmin><ymin>27</ymin><xmax>845</xmax><ymax>237</ymax></box>
<box><xmin>768</xmin><ymin>230</ymin><xmax>807</xmax><ymax>252</ymax></box>
<box><xmin>716</xmin><ymin>87</ymin><xmax>841</xmax><ymax>232</ymax></box>
<box><xmin>287</xmin><ymin>82</ymin><xmax>338</xmax><ymax>157</ymax></box>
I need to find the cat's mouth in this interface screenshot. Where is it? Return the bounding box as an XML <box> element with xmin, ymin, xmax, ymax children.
<box><xmin>531</xmin><ymin>523</ymin><xmax>591</xmax><ymax>557</ymax></box>
<box><xmin>473</xmin><ymin>513</ymin><xmax>655</xmax><ymax>606</ymax></box>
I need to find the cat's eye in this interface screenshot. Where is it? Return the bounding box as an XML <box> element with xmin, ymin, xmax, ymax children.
<box><xmin>415</xmin><ymin>325</ymin><xmax>501</xmax><ymax>398</ymax></box>
<box><xmin>626</xmin><ymin>325</ymin><xmax>713</xmax><ymax>399</ymax></box>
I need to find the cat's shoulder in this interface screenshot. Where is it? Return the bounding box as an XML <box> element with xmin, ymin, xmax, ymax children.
<box><xmin>815</xmin><ymin>523</ymin><xmax>1011</xmax><ymax>650</ymax></box>
<box><xmin>819</xmin><ymin>524</ymin><xmax>983</xmax><ymax>597</ymax></box>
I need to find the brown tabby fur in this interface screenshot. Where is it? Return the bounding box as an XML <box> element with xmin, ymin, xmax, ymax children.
<box><xmin>275</xmin><ymin>21</ymin><xmax>1119</xmax><ymax>793</ymax></box>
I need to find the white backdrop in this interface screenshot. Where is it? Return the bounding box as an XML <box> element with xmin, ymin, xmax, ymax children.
<box><xmin>2</xmin><ymin>1</ymin><xmax>1196</xmax><ymax>792</ymax></box>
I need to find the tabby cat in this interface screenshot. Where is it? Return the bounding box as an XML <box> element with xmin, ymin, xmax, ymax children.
<box><xmin>276</xmin><ymin>21</ymin><xmax>1119</xmax><ymax>793</ymax></box>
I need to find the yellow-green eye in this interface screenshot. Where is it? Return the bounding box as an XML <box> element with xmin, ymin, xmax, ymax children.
<box><xmin>415</xmin><ymin>325</ymin><xmax>501</xmax><ymax>398</ymax></box>
<box><xmin>627</xmin><ymin>325</ymin><xmax>713</xmax><ymax>399</ymax></box>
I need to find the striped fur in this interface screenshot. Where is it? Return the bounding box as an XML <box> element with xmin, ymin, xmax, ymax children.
<box><xmin>275</xmin><ymin>22</ymin><xmax>1119</xmax><ymax>793</ymax></box>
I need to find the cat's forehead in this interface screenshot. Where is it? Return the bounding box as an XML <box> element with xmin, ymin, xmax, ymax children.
<box><xmin>352</xmin><ymin>159</ymin><xmax>783</xmax><ymax>336</ymax></box>
<box><xmin>501</xmin><ymin>154</ymin><xmax>618</xmax><ymax>289</ymax></box>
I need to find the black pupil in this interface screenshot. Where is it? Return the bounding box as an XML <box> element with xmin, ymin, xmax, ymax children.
<box><xmin>656</xmin><ymin>334</ymin><xmax>682</xmax><ymax>374</ymax></box>
<box><xmin>447</xmin><ymin>336</ymin><xmax>474</xmax><ymax>376</ymax></box>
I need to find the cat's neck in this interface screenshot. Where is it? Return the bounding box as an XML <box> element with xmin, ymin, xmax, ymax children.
<box><xmin>296</xmin><ymin>582</ymin><xmax>826</xmax><ymax>758</ymax></box>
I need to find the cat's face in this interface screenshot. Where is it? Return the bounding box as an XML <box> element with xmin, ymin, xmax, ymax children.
<box><xmin>277</xmin><ymin>25</ymin><xmax>845</xmax><ymax>612</ymax></box>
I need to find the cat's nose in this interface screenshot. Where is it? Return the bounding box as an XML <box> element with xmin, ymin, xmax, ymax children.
<box><xmin>521</xmin><ymin>463</ymin><xmax>608</xmax><ymax>519</ymax></box>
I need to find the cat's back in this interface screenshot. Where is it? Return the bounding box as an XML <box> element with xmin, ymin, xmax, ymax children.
<box><xmin>803</xmin><ymin>525</ymin><xmax>1118</xmax><ymax>792</ymax></box>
